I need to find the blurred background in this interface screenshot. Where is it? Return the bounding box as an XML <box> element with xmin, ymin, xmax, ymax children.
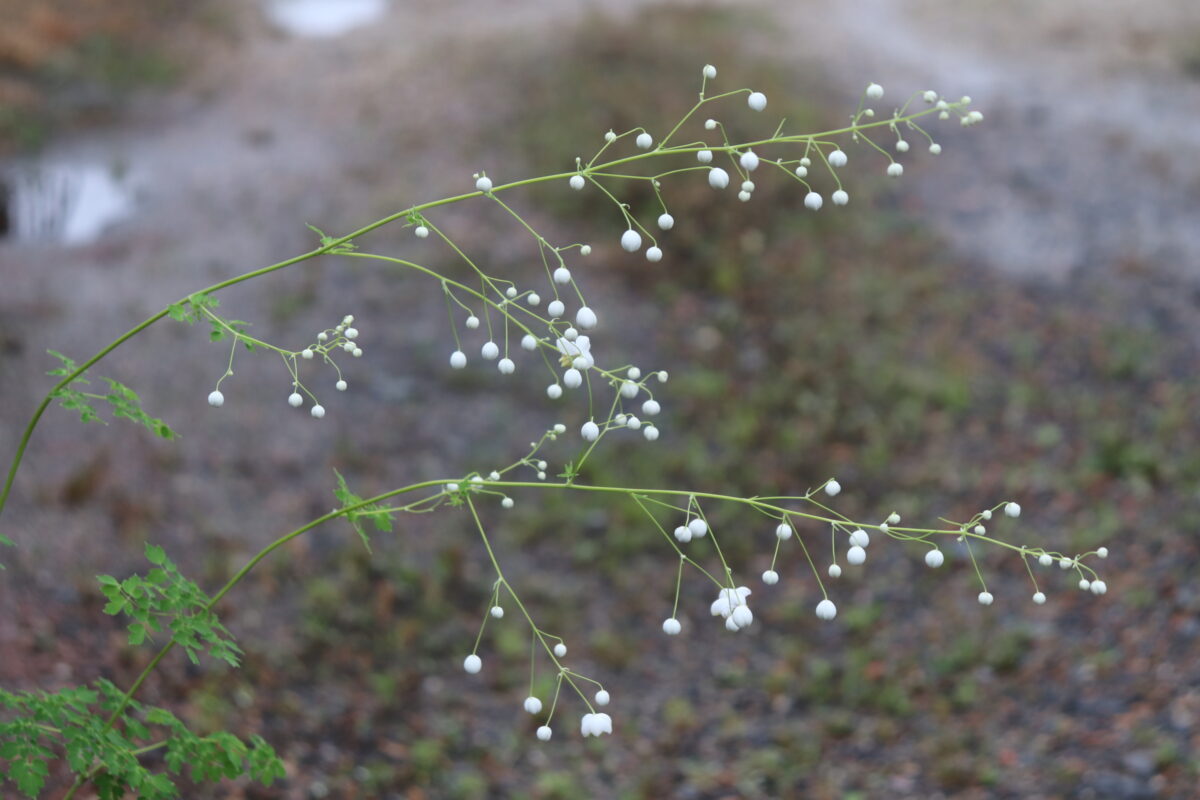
<box><xmin>2</xmin><ymin>1</ymin><xmax>1199</xmax><ymax>798</ymax></box>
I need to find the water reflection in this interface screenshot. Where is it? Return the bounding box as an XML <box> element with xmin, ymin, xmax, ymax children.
<box><xmin>0</xmin><ymin>161</ymin><xmax>136</xmax><ymax>246</ymax></box>
<box><xmin>264</xmin><ymin>0</ymin><xmax>389</xmax><ymax>38</ymax></box>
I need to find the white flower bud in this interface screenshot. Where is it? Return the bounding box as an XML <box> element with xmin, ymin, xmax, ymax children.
<box><xmin>977</xmin><ymin>591</ymin><xmax>994</xmax><ymax>606</ymax></box>
<box><xmin>923</xmin><ymin>90</ymin><xmax>938</xmax><ymax>103</ymax></box>
<box><xmin>343</xmin><ymin>342</ymin><xmax>355</xmax><ymax>352</ymax></box>
<box><xmin>643</xmin><ymin>423</ymin><xmax>659</xmax><ymax>441</ymax></box>
<box><xmin>704</xmin><ymin>119</ymin><xmax>717</xmax><ymax>130</ymax></box>
<box><xmin>925</xmin><ymin>549</ymin><xmax>944</xmax><ymax>568</ymax></box>
<box><xmin>481</xmin><ymin>341</ymin><xmax>499</xmax><ymax>360</ymax></box>
<box><xmin>1038</xmin><ymin>553</ymin><xmax>1053</xmax><ymax>567</ymax></box>
<box><xmin>981</xmin><ymin>509</ymin><xmax>992</xmax><ymax>520</ymax></box>
<box><xmin>747</xmin><ymin>91</ymin><xmax>767</xmax><ymax>111</ymax></box>
<box><xmin>465</xmin><ymin>315</ymin><xmax>480</xmax><ymax>329</ymax></box>
<box><xmin>491</xmin><ymin>605</ymin><xmax>504</xmax><ymax>619</ymax></box>
<box><xmin>475</xmin><ymin>176</ymin><xmax>492</xmax><ymax>192</ymax></box>
<box><xmin>1059</xmin><ymin>557</ymin><xmax>1073</xmax><ymax>570</ymax></box>
<box><xmin>828</xmin><ymin>564</ymin><xmax>842</xmax><ymax>578</ymax></box>
<box><xmin>1005</xmin><ymin>502</ymin><xmax>1021</xmax><ymax>518</ymax></box>
<box><xmin>849</xmin><ymin>529</ymin><xmax>870</xmax><ymax>548</ymax></box>
<box><xmin>708</xmin><ymin>167</ymin><xmax>730</xmax><ymax>189</ymax></box>
<box><xmin>824</xmin><ymin>479</ymin><xmax>841</xmax><ymax>496</ymax></box>
<box><xmin>344</xmin><ymin>327</ymin><xmax>359</xmax><ymax>339</ymax></box>
<box><xmin>547</xmin><ymin>299</ymin><xmax>565</xmax><ymax>318</ymax></box>
<box><xmin>450</xmin><ymin>350</ymin><xmax>467</xmax><ymax>369</ymax></box>
<box><xmin>886</xmin><ymin>162</ymin><xmax>904</xmax><ymax>177</ymax></box>
<box><xmin>657</xmin><ymin>213</ymin><xmax>675</xmax><ymax>230</ymax></box>
<box><xmin>521</xmin><ymin>334</ymin><xmax>537</xmax><ymax>351</ymax></box>
<box><xmin>973</xmin><ymin>525</ymin><xmax>986</xmax><ymax>535</ymax></box>
<box><xmin>1032</xmin><ymin>592</ymin><xmax>1046</xmax><ymax>605</ymax></box>
<box><xmin>702</xmin><ymin>64</ymin><xmax>717</xmax><ymax>79</ymax></box>
<box><xmin>288</xmin><ymin>392</ymin><xmax>303</xmax><ymax>407</ymax></box>
<box><xmin>505</xmin><ymin>287</ymin><xmax>517</xmax><ymax>299</ymax></box>
<box><xmin>662</xmin><ymin>617</ymin><xmax>682</xmax><ymax>635</ymax></box>
<box><xmin>738</xmin><ymin>191</ymin><xmax>751</xmax><ymax>202</ymax></box>
<box><xmin>301</xmin><ymin>348</ymin><xmax>314</xmax><ymax>360</ymax></box>
<box><xmin>620</xmin><ymin>380</ymin><xmax>638</xmax><ymax>398</ymax></box>
<box><xmin>581</xmin><ymin>420</ymin><xmax>600</xmax><ymax>441</ymax></box>
<box><xmin>887</xmin><ymin>512</ymin><xmax>901</xmax><ymax>525</ymax></box>
<box><xmin>536</xmin><ymin>725</ymin><xmax>552</xmax><ymax>741</ymax></box>
<box><xmin>498</xmin><ymin>358</ymin><xmax>515</xmax><ymax>374</ymax></box>
<box><xmin>336</xmin><ymin>380</ymin><xmax>347</xmax><ymax>391</ymax></box>
<box><xmin>828</xmin><ymin>149</ymin><xmax>847</xmax><ymax>168</ymax></box>
<box><xmin>463</xmin><ymin>654</ymin><xmax>482</xmax><ymax>674</ymax></box>
<box><xmin>604</xmin><ymin>130</ymin><xmax>616</xmax><ymax>143</ymax></box>
<box><xmin>794</xmin><ymin>165</ymin><xmax>808</xmax><ymax>178</ymax></box>
<box><xmin>546</xmin><ymin>383</ymin><xmax>563</xmax><ymax>399</ymax></box>
<box><xmin>553</xmin><ymin>267</ymin><xmax>571</xmax><ymax>284</ymax></box>
<box><xmin>580</xmin><ymin>244</ymin><xmax>592</xmax><ymax>255</ymax></box>
<box><xmin>815</xmin><ymin>599</ymin><xmax>837</xmax><ymax>620</ymax></box>
<box><xmin>569</xmin><ymin>174</ymin><xmax>585</xmax><ymax>190</ymax></box>
<box><xmin>524</xmin><ymin>696</ymin><xmax>543</xmax><ymax>714</ymax></box>
<box><xmin>731</xmin><ymin>605</ymin><xmax>753</xmax><ymax>628</ymax></box>
<box><xmin>646</xmin><ymin>246</ymin><xmax>663</xmax><ymax>262</ymax></box>
<box><xmin>595</xmin><ymin>690</ymin><xmax>610</xmax><ymax>706</ymax></box>
<box><xmin>317</xmin><ymin>332</ymin><xmax>328</xmax><ymax>342</ymax></box>
<box><xmin>847</xmin><ymin>545</ymin><xmax>866</xmax><ymax>565</ymax></box>
<box><xmin>674</xmin><ymin>525</ymin><xmax>692</xmax><ymax>543</ymax></box>
<box><xmin>866</xmin><ymin>82</ymin><xmax>883</xmax><ymax>99</ymax></box>
<box><xmin>310</xmin><ymin>404</ymin><xmax>325</xmax><ymax>419</ymax></box>
<box><xmin>621</xmin><ymin>229</ymin><xmax>643</xmax><ymax>252</ymax></box>
<box><xmin>1090</xmin><ymin>580</ymin><xmax>1107</xmax><ymax>595</ymax></box>
<box><xmin>1078</xmin><ymin>579</ymin><xmax>1091</xmax><ymax>591</ymax></box>
<box><xmin>636</xmin><ymin>132</ymin><xmax>653</xmax><ymax>150</ymax></box>
<box><xmin>502</xmin><ymin>497</ymin><xmax>514</xmax><ymax>509</ymax></box>
<box><xmin>688</xmin><ymin>518</ymin><xmax>708</xmax><ymax>538</ymax></box>
<box><xmin>832</xmin><ymin>190</ymin><xmax>849</xmax><ymax>206</ymax></box>
<box><xmin>1097</xmin><ymin>546</ymin><xmax>1108</xmax><ymax>559</ymax></box>
<box><xmin>657</xmin><ymin>370</ymin><xmax>669</xmax><ymax>382</ymax></box>
<box><xmin>415</xmin><ymin>225</ymin><xmax>429</xmax><ymax>238</ymax></box>
<box><xmin>625</xmin><ymin>416</ymin><xmax>641</xmax><ymax>430</ymax></box>
<box><xmin>929</xmin><ymin>143</ymin><xmax>942</xmax><ymax>155</ymax></box>
<box><xmin>697</xmin><ymin>149</ymin><xmax>713</xmax><ymax>163</ymax></box>
<box><xmin>776</xmin><ymin>523</ymin><xmax>792</xmax><ymax>541</ymax></box>
<box><xmin>762</xmin><ymin>570</ymin><xmax>779</xmax><ymax>585</ymax></box>
<box><xmin>739</xmin><ymin>150</ymin><xmax>759</xmax><ymax>171</ymax></box>
<box><xmin>563</xmin><ymin>369</ymin><xmax>582</xmax><ymax>388</ymax></box>
<box><xmin>575</xmin><ymin>306</ymin><xmax>597</xmax><ymax>329</ymax></box>
<box><xmin>805</xmin><ymin>191</ymin><xmax>823</xmax><ymax>210</ymax></box>
<box><xmin>641</xmin><ymin>399</ymin><xmax>660</xmax><ymax>416</ymax></box>
<box><xmin>553</xmin><ymin>642</ymin><xmax>567</xmax><ymax>657</ymax></box>
<box><xmin>207</xmin><ymin>390</ymin><xmax>224</xmax><ymax>407</ymax></box>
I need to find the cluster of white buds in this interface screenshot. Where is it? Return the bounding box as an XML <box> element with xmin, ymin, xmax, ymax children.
<box><xmin>207</xmin><ymin>313</ymin><xmax>361</xmax><ymax>419</ymax></box>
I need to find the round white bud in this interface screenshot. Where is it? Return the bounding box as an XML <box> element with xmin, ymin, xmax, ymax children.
<box><xmin>925</xmin><ymin>549</ymin><xmax>944</xmax><ymax>568</ymax></box>
<box><xmin>688</xmin><ymin>518</ymin><xmax>708</xmax><ymax>537</ymax></box>
<box><xmin>828</xmin><ymin>564</ymin><xmax>842</xmax><ymax>578</ymax></box>
<box><xmin>465</xmin><ymin>315</ymin><xmax>480</xmax><ymax>329</ymax></box>
<box><xmin>702</xmin><ymin>64</ymin><xmax>717</xmax><ymax>79</ymax></box>
<box><xmin>490</xmin><ymin>605</ymin><xmax>504</xmax><ymax>619</ymax></box>
<box><xmin>524</xmin><ymin>696</ymin><xmax>543</xmax><ymax>714</ymax></box>
<box><xmin>847</xmin><ymin>545</ymin><xmax>866</xmax><ymax>565</ymax></box>
<box><xmin>762</xmin><ymin>570</ymin><xmax>779</xmax><ymax>585</ymax></box>
<box><xmin>580</xmin><ymin>244</ymin><xmax>592</xmax><ymax>256</ymax></box>
<box><xmin>498</xmin><ymin>358</ymin><xmax>515</xmax><ymax>375</ymax></box>
<box><xmin>1097</xmin><ymin>546</ymin><xmax>1108</xmax><ymax>559</ymax></box>
<box><xmin>301</xmin><ymin>348</ymin><xmax>314</xmax><ymax>360</ymax></box>
<box><xmin>310</xmin><ymin>404</ymin><xmax>325</xmax><ymax>419</ymax></box>
<box><xmin>816</xmin><ymin>599</ymin><xmax>837</xmax><ymax>620</ymax></box>
<box><xmin>805</xmin><ymin>191</ymin><xmax>823</xmax><ymax>211</ymax></box>
<box><xmin>569</xmin><ymin>174</ymin><xmax>585</xmax><ymax>190</ymax></box>
<box><xmin>575</xmin><ymin>306</ymin><xmax>597</xmax><ymax>329</ymax></box>
<box><xmin>1038</xmin><ymin>553</ymin><xmax>1053</xmax><ymax>567</ymax></box>
<box><xmin>594</xmin><ymin>690</ymin><xmax>610</xmax><ymax>706</ymax></box>
<box><xmin>604</xmin><ymin>130</ymin><xmax>616</xmax><ymax>143</ymax></box>
<box><xmin>704</xmin><ymin>119</ymin><xmax>717</xmax><ymax>130</ymax></box>
<box><xmin>536</xmin><ymin>725</ymin><xmax>552</xmax><ymax>741</ymax></box>
<box><xmin>563</xmin><ymin>369</ymin><xmax>582</xmax><ymax>388</ymax></box>
<box><xmin>621</xmin><ymin>229</ymin><xmax>643</xmax><ymax>252</ymax></box>
<box><xmin>832</xmin><ymin>190</ymin><xmax>849</xmax><ymax>206</ymax></box>
<box><xmin>697</xmin><ymin>149</ymin><xmax>713</xmax><ymax>163</ymax></box>
<box><xmin>646</xmin><ymin>246</ymin><xmax>663</xmax><ymax>263</ymax></box>
<box><xmin>776</xmin><ymin>522</ymin><xmax>792</xmax><ymax>540</ymax></box>
<box><xmin>553</xmin><ymin>643</ymin><xmax>567</xmax><ymax>657</ymax></box>
<box><xmin>825</xmin><ymin>479</ymin><xmax>841</xmax><ymax>496</ymax></box>
<box><xmin>463</xmin><ymin>654</ymin><xmax>482</xmax><ymax>674</ymax></box>
<box><xmin>1005</xmin><ymin>502</ymin><xmax>1021</xmax><ymax>518</ymax></box>
<box><xmin>521</xmin><ymin>334</ymin><xmax>537</xmax><ymax>351</ymax></box>
<box><xmin>977</xmin><ymin>591</ymin><xmax>994</xmax><ymax>606</ymax></box>
<box><xmin>481</xmin><ymin>341</ymin><xmax>499</xmax><ymax>360</ymax></box>
<box><xmin>641</xmin><ymin>399</ymin><xmax>660</xmax><ymax>416</ymax></box>
<box><xmin>674</xmin><ymin>525</ymin><xmax>692</xmax><ymax>543</ymax></box>
<box><xmin>207</xmin><ymin>390</ymin><xmax>224</xmax><ymax>407</ymax></box>
<box><xmin>747</xmin><ymin>91</ymin><xmax>767</xmax><ymax>111</ymax></box>
<box><xmin>866</xmin><ymin>82</ymin><xmax>883</xmax><ymax>99</ymax></box>
<box><xmin>923</xmin><ymin>90</ymin><xmax>938</xmax><ymax>103</ymax></box>
<box><xmin>657</xmin><ymin>213</ymin><xmax>675</xmax><ymax>230</ymax></box>
<box><xmin>643</xmin><ymin>425</ymin><xmax>659</xmax><ymax>441</ymax></box>
<box><xmin>581</xmin><ymin>420</ymin><xmax>600</xmax><ymax>441</ymax></box>
<box><xmin>635</xmin><ymin>132</ymin><xmax>653</xmax><ymax>150</ymax></box>
<box><xmin>708</xmin><ymin>167</ymin><xmax>730</xmax><ymax>189</ymax></box>
<box><xmin>547</xmin><ymin>299</ymin><xmax>565</xmax><ymax>318</ymax></box>
<box><xmin>1090</xmin><ymin>580</ymin><xmax>1107</xmax><ymax>595</ymax></box>
<box><xmin>828</xmin><ymin>149</ymin><xmax>847</xmax><ymax>168</ymax></box>
<box><xmin>415</xmin><ymin>225</ymin><xmax>429</xmax><ymax>238</ymax></box>
<box><xmin>738</xmin><ymin>191</ymin><xmax>751</xmax><ymax>202</ymax></box>
<box><xmin>336</xmin><ymin>380</ymin><xmax>347</xmax><ymax>391</ymax></box>
<box><xmin>501</xmin><ymin>497</ymin><xmax>514</xmax><ymax>509</ymax></box>
<box><xmin>546</xmin><ymin>383</ymin><xmax>563</xmax><ymax>399</ymax></box>
<box><xmin>475</xmin><ymin>176</ymin><xmax>492</xmax><ymax>192</ymax></box>
<box><xmin>553</xmin><ymin>267</ymin><xmax>571</xmax><ymax>284</ymax></box>
<box><xmin>662</xmin><ymin>618</ymin><xmax>682</xmax><ymax>635</ymax></box>
<box><xmin>1032</xmin><ymin>592</ymin><xmax>1046</xmax><ymax>605</ymax></box>
<box><xmin>288</xmin><ymin>392</ymin><xmax>303</xmax><ymax>407</ymax></box>
<box><xmin>739</xmin><ymin>150</ymin><xmax>760</xmax><ymax>171</ymax></box>
<box><xmin>450</xmin><ymin>350</ymin><xmax>467</xmax><ymax>369</ymax></box>
<box><xmin>886</xmin><ymin>162</ymin><xmax>904</xmax><ymax>177</ymax></box>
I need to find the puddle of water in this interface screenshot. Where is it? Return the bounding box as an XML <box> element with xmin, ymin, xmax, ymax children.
<box><xmin>1</xmin><ymin>161</ymin><xmax>137</xmax><ymax>246</ymax></box>
<box><xmin>264</xmin><ymin>0</ymin><xmax>389</xmax><ymax>38</ymax></box>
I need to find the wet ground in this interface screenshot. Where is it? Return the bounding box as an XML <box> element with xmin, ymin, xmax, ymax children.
<box><xmin>2</xmin><ymin>1</ymin><xmax>1200</xmax><ymax>798</ymax></box>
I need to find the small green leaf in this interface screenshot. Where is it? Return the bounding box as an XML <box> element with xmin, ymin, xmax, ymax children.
<box><xmin>144</xmin><ymin>543</ymin><xmax>166</xmax><ymax>566</ymax></box>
